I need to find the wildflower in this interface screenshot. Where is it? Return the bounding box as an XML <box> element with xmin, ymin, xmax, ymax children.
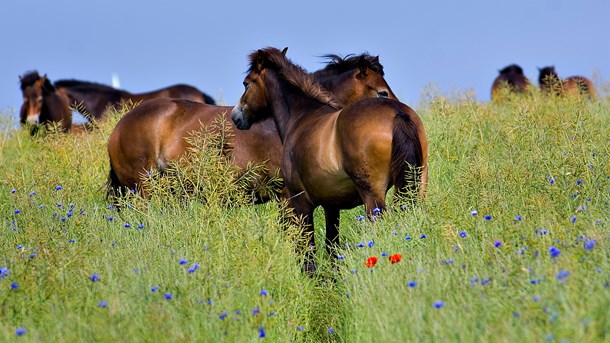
<box><xmin>150</xmin><ymin>286</ymin><xmax>159</xmax><ymax>292</ymax></box>
<box><xmin>164</xmin><ymin>293</ymin><xmax>173</xmax><ymax>300</ymax></box>
<box><xmin>530</xmin><ymin>279</ymin><xmax>539</xmax><ymax>284</ymax></box>
<box><xmin>98</xmin><ymin>301</ymin><xmax>108</xmax><ymax>308</ymax></box>
<box><xmin>15</xmin><ymin>327</ymin><xmax>26</xmax><ymax>336</ymax></box>
<box><xmin>365</xmin><ymin>256</ymin><xmax>378</xmax><ymax>268</ymax></box>
<box><xmin>481</xmin><ymin>278</ymin><xmax>491</xmax><ymax>285</ymax></box>
<box><xmin>14</xmin><ymin>209</ymin><xmax>20</xmax><ymax>214</ymax></box>
<box><xmin>513</xmin><ymin>312</ymin><xmax>519</xmax><ymax>318</ymax></box>
<box><xmin>356</xmin><ymin>215</ymin><xmax>365</xmax><ymax>221</ymax></box>
<box><xmin>252</xmin><ymin>307</ymin><xmax>260</xmax><ymax>315</ymax></box>
<box><xmin>367</xmin><ymin>240</ymin><xmax>374</xmax><ymax>248</ymax></box>
<box><xmin>0</xmin><ymin>267</ymin><xmax>10</xmax><ymax>279</ymax></box>
<box><xmin>576</xmin><ymin>179</ymin><xmax>583</xmax><ymax>185</ymax></box>
<box><xmin>494</xmin><ymin>240</ymin><xmax>502</xmax><ymax>248</ymax></box>
<box><xmin>470</xmin><ymin>210</ymin><xmax>478</xmax><ymax>216</ymax></box>
<box><xmin>29</xmin><ymin>253</ymin><xmax>36</xmax><ymax>259</ymax></box>
<box><xmin>268</xmin><ymin>311</ymin><xmax>277</xmax><ymax>317</ymax></box>
<box><xmin>357</xmin><ymin>242</ymin><xmax>365</xmax><ymax>248</ymax></box>
<box><xmin>407</xmin><ymin>281</ymin><xmax>417</xmax><ymax>288</ymax></box>
<box><xmin>328</xmin><ymin>328</ymin><xmax>335</xmax><ymax>334</ymax></box>
<box><xmin>90</xmin><ymin>274</ymin><xmax>100</xmax><ymax>282</ymax></box>
<box><xmin>459</xmin><ymin>230</ymin><xmax>467</xmax><ymax>238</ymax></box>
<box><xmin>433</xmin><ymin>300</ymin><xmax>445</xmax><ymax>309</ymax></box>
<box><xmin>137</xmin><ymin>224</ymin><xmax>145</xmax><ymax>229</ymax></box>
<box><xmin>533</xmin><ymin>295</ymin><xmax>540</xmax><ymax>302</ymax></box>
<box><xmin>372</xmin><ymin>207</ymin><xmax>381</xmax><ymax>215</ymax></box>
<box><xmin>515</xmin><ymin>215</ymin><xmax>522</xmax><ymax>221</ymax></box>
<box><xmin>11</xmin><ymin>189</ymin><xmax>17</xmax><ymax>193</ymax></box>
<box><xmin>219</xmin><ymin>311</ymin><xmax>227</xmax><ymax>320</ymax></box>
<box><xmin>29</xmin><ymin>191</ymin><xmax>36</xmax><ymax>197</ymax></box>
<box><xmin>297</xmin><ymin>326</ymin><xmax>305</xmax><ymax>332</ymax></box>
<box><xmin>17</xmin><ymin>245</ymin><xmax>23</xmax><ymax>249</ymax></box>
<box><xmin>179</xmin><ymin>258</ymin><xmax>187</xmax><ymax>265</ymax></box>
<box><xmin>68</xmin><ymin>239</ymin><xmax>75</xmax><ymax>243</ymax></box>
<box><xmin>571</xmin><ymin>216</ymin><xmax>577</xmax><ymax>224</ymax></box>
<box><xmin>389</xmin><ymin>254</ymin><xmax>402</xmax><ymax>264</ymax></box>
<box><xmin>187</xmin><ymin>263</ymin><xmax>200</xmax><ymax>273</ymax></box>
<box><xmin>381</xmin><ymin>252</ymin><xmax>388</xmax><ymax>257</ymax></box>
<box><xmin>11</xmin><ymin>282</ymin><xmax>19</xmax><ymax>290</ymax></box>
<box><xmin>124</xmin><ymin>223</ymin><xmax>131</xmax><ymax>228</ymax></box>
<box><xmin>549</xmin><ymin>246</ymin><xmax>561</xmax><ymax>258</ymax></box>
<box><xmin>484</xmin><ymin>215</ymin><xmax>492</xmax><ymax>221</ymax></box>
<box><xmin>55</xmin><ymin>185</ymin><xmax>63</xmax><ymax>191</ymax></box>
<box><xmin>549</xmin><ymin>177</ymin><xmax>555</xmax><ymax>185</ymax></box>
<box><xmin>420</xmin><ymin>234</ymin><xmax>427</xmax><ymax>239</ymax></box>
<box><xmin>584</xmin><ymin>239</ymin><xmax>596</xmax><ymax>251</ymax></box>
<box><xmin>405</xmin><ymin>235</ymin><xmax>412</xmax><ymax>241</ymax></box>
<box><xmin>556</xmin><ymin>270</ymin><xmax>569</xmax><ymax>280</ymax></box>
<box><xmin>337</xmin><ymin>254</ymin><xmax>345</xmax><ymax>260</ymax></box>
<box><xmin>470</xmin><ymin>277</ymin><xmax>479</xmax><ymax>286</ymax></box>
<box><xmin>259</xmin><ymin>289</ymin><xmax>268</xmax><ymax>297</ymax></box>
<box><xmin>258</xmin><ymin>326</ymin><xmax>266</xmax><ymax>338</ymax></box>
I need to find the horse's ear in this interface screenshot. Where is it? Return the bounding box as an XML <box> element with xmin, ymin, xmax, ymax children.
<box><xmin>357</xmin><ymin>55</ymin><xmax>368</xmax><ymax>79</ymax></box>
<box><xmin>281</xmin><ymin>47</ymin><xmax>288</xmax><ymax>56</ymax></box>
<box><xmin>255</xmin><ymin>50</ymin><xmax>265</xmax><ymax>71</ymax></box>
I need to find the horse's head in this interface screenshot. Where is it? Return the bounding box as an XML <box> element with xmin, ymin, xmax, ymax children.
<box><xmin>538</xmin><ymin>66</ymin><xmax>558</xmax><ymax>85</ymax></box>
<box><xmin>499</xmin><ymin>64</ymin><xmax>524</xmax><ymax>76</ymax></box>
<box><xmin>315</xmin><ymin>53</ymin><xmax>397</xmax><ymax>106</ymax></box>
<box><xmin>19</xmin><ymin>71</ymin><xmax>50</xmax><ymax>126</ymax></box>
<box><xmin>232</xmin><ymin>47</ymin><xmax>289</xmax><ymax>130</ymax></box>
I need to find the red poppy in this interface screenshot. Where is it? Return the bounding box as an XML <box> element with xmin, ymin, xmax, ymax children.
<box><xmin>365</xmin><ymin>256</ymin><xmax>378</xmax><ymax>268</ymax></box>
<box><xmin>389</xmin><ymin>253</ymin><xmax>402</xmax><ymax>264</ymax></box>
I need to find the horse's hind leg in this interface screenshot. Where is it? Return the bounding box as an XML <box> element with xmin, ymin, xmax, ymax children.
<box><xmin>288</xmin><ymin>194</ymin><xmax>317</xmax><ymax>274</ymax></box>
<box><xmin>323</xmin><ymin>206</ymin><xmax>340</xmax><ymax>258</ymax></box>
<box><xmin>359</xmin><ymin>190</ymin><xmax>387</xmax><ymax>219</ymax></box>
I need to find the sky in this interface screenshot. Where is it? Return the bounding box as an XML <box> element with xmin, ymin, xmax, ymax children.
<box><xmin>1</xmin><ymin>0</ymin><xmax>609</xmax><ymax>120</ymax></box>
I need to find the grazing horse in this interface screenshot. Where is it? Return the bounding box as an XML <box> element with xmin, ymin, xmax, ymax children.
<box><xmin>538</xmin><ymin>66</ymin><xmax>596</xmax><ymax>100</ymax></box>
<box><xmin>491</xmin><ymin>64</ymin><xmax>530</xmax><ymax>101</ymax></box>
<box><xmin>231</xmin><ymin>47</ymin><xmax>428</xmax><ymax>272</ymax></box>
<box><xmin>106</xmin><ymin>49</ymin><xmax>397</xmax><ymax>203</ymax></box>
<box><xmin>19</xmin><ymin>71</ymin><xmax>72</xmax><ymax>134</ymax></box>
<box><xmin>54</xmin><ymin>79</ymin><xmax>216</xmax><ymax>120</ymax></box>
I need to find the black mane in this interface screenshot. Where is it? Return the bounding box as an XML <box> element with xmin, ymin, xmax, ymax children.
<box><xmin>316</xmin><ymin>53</ymin><xmax>384</xmax><ymax>78</ymax></box>
<box><xmin>54</xmin><ymin>79</ymin><xmax>121</xmax><ymax>92</ymax></box>
<box><xmin>19</xmin><ymin>71</ymin><xmax>41</xmax><ymax>90</ymax></box>
<box><xmin>499</xmin><ymin>64</ymin><xmax>524</xmax><ymax>75</ymax></box>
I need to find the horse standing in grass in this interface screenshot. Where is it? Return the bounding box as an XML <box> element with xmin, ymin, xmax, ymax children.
<box><xmin>19</xmin><ymin>71</ymin><xmax>72</xmax><ymax>134</ymax></box>
<box><xmin>538</xmin><ymin>66</ymin><xmax>596</xmax><ymax>100</ymax></box>
<box><xmin>106</xmin><ymin>49</ymin><xmax>398</xmax><ymax>203</ymax></box>
<box><xmin>54</xmin><ymin>79</ymin><xmax>216</xmax><ymax>120</ymax></box>
<box><xmin>231</xmin><ymin>47</ymin><xmax>428</xmax><ymax>272</ymax></box>
<box><xmin>491</xmin><ymin>64</ymin><xmax>530</xmax><ymax>101</ymax></box>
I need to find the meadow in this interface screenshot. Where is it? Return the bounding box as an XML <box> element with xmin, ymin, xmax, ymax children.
<box><xmin>0</xmin><ymin>90</ymin><xmax>608</xmax><ymax>342</ymax></box>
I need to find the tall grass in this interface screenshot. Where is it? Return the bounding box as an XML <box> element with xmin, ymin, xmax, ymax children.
<box><xmin>0</xmin><ymin>91</ymin><xmax>608</xmax><ymax>342</ymax></box>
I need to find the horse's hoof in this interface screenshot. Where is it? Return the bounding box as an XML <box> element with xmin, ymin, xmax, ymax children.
<box><xmin>302</xmin><ymin>261</ymin><xmax>316</xmax><ymax>276</ymax></box>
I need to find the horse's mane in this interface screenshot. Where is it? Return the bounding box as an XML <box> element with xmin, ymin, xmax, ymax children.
<box><xmin>54</xmin><ymin>79</ymin><xmax>122</xmax><ymax>93</ymax></box>
<box><xmin>499</xmin><ymin>64</ymin><xmax>524</xmax><ymax>75</ymax></box>
<box><xmin>249</xmin><ymin>47</ymin><xmax>341</xmax><ymax>109</ymax></box>
<box><xmin>317</xmin><ymin>53</ymin><xmax>385</xmax><ymax>77</ymax></box>
<box><xmin>19</xmin><ymin>71</ymin><xmax>41</xmax><ymax>90</ymax></box>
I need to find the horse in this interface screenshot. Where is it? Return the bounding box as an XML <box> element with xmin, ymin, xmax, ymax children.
<box><xmin>231</xmin><ymin>47</ymin><xmax>428</xmax><ymax>272</ymax></box>
<box><xmin>54</xmin><ymin>79</ymin><xmax>216</xmax><ymax>121</ymax></box>
<box><xmin>538</xmin><ymin>66</ymin><xmax>596</xmax><ymax>100</ymax></box>
<box><xmin>491</xmin><ymin>64</ymin><xmax>530</xmax><ymax>101</ymax></box>
<box><xmin>19</xmin><ymin>71</ymin><xmax>72</xmax><ymax>134</ymax></box>
<box><xmin>106</xmin><ymin>48</ymin><xmax>398</xmax><ymax>203</ymax></box>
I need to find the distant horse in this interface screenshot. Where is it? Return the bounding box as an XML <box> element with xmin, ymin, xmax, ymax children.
<box><xmin>19</xmin><ymin>71</ymin><xmax>72</xmax><ymax>134</ymax></box>
<box><xmin>491</xmin><ymin>64</ymin><xmax>530</xmax><ymax>101</ymax></box>
<box><xmin>54</xmin><ymin>79</ymin><xmax>216</xmax><ymax>120</ymax></box>
<box><xmin>107</xmin><ymin>49</ymin><xmax>398</xmax><ymax>203</ymax></box>
<box><xmin>231</xmin><ymin>47</ymin><xmax>428</xmax><ymax>272</ymax></box>
<box><xmin>538</xmin><ymin>66</ymin><xmax>596</xmax><ymax>99</ymax></box>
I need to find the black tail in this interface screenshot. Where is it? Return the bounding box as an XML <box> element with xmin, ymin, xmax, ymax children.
<box><xmin>390</xmin><ymin>106</ymin><xmax>425</xmax><ymax>200</ymax></box>
<box><xmin>201</xmin><ymin>92</ymin><xmax>216</xmax><ymax>105</ymax></box>
<box><xmin>106</xmin><ymin>163</ymin><xmax>125</xmax><ymax>201</ymax></box>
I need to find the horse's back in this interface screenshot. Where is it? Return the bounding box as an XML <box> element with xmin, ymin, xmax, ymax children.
<box><xmin>564</xmin><ymin>76</ymin><xmax>596</xmax><ymax>99</ymax></box>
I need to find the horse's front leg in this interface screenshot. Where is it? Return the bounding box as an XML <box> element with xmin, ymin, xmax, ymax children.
<box><xmin>288</xmin><ymin>193</ymin><xmax>316</xmax><ymax>275</ymax></box>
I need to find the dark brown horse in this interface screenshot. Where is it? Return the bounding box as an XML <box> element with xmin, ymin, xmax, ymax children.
<box><xmin>54</xmin><ymin>79</ymin><xmax>216</xmax><ymax>120</ymax></box>
<box><xmin>491</xmin><ymin>64</ymin><xmax>530</xmax><ymax>101</ymax></box>
<box><xmin>19</xmin><ymin>71</ymin><xmax>72</xmax><ymax>134</ymax></box>
<box><xmin>231</xmin><ymin>47</ymin><xmax>428</xmax><ymax>272</ymax></box>
<box><xmin>538</xmin><ymin>66</ymin><xmax>596</xmax><ymax>99</ymax></box>
<box><xmin>107</xmin><ymin>49</ymin><xmax>398</xmax><ymax>203</ymax></box>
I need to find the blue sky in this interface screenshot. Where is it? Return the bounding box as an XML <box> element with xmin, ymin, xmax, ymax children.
<box><xmin>1</xmin><ymin>0</ymin><xmax>608</xmax><ymax>117</ymax></box>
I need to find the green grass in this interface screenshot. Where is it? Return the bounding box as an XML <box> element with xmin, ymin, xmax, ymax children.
<box><xmin>0</xmin><ymin>92</ymin><xmax>608</xmax><ymax>342</ymax></box>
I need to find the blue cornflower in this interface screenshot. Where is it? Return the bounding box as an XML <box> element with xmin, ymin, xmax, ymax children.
<box><xmin>259</xmin><ymin>289</ymin><xmax>268</xmax><ymax>297</ymax></box>
<box><xmin>297</xmin><ymin>326</ymin><xmax>305</xmax><ymax>332</ymax></box>
<box><xmin>187</xmin><ymin>263</ymin><xmax>200</xmax><ymax>273</ymax></box>
<box><xmin>530</xmin><ymin>279</ymin><xmax>539</xmax><ymax>284</ymax></box>
<box><xmin>556</xmin><ymin>270</ymin><xmax>569</xmax><ymax>280</ymax></box>
<box><xmin>268</xmin><ymin>311</ymin><xmax>277</xmax><ymax>317</ymax></box>
<box><xmin>68</xmin><ymin>239</ymin><xmax>75</xmax><ymax>243</ymax></box>
<box><xmin>459</xmin><ymin>230</ymin><xmax>467</xmax><ymax>238</ymax></box>
<box><xmin>515</xmin><ymin>215</ymin><xmax>522</xmax><ymax>221</ymax></box>
<box><xmin>98</xmin><ymin>300</ymin><xmax>108</xmax><ymax>308</ymax></box>
<box><xmin>107</xmin><ymin>216</ymin><xmax>114</xmax><ymax>222</ymax></box>
<box><xmin>367</xmin><ymin>240</ymin><xmax>374</xmax><ymax>248</ymax></box>
<box><xmin>14</xmin><ymin>209</ymin><xmax>20</xmax><ymax>214</ymax></box>
<box><xmin>405</xmin><ymin>235</ymin><xmax>412</xmax><ymax>241</ymax></box>
<box><xmin>484</xmin><ymin>215</ymin><xmax>492</xmax><ymax>221</ymax></box>
<box><xmin>533</xmin><ymin>295</ymin><xmax>540</xmax><ymax>302</ymax></box>
<box><xmin>252</xmin><ymin>307</ymin><xmax>260</xmax><ymax>315</ymax></box>
<box><xmin>55</xmin><ymin>185</ymin><xmax>63</xmax><ymax>191</ymax></box>
<box><xmin>164</xmin><ymin>293</ymin><xmax>173</xmax><ymax>300</ymax></box>
<box><xmin>549</xmin><ymin>246</ymin><xmax>561</xmax><ymax>258</ymax></box>
<box><xmin>90</xmin><ymin>274</ymin><xmax>100</xmax><ymax>282</ymax></box>
<box><xmin>29</xmin><ymin>253</ymin><xmax>36</xmax><ymax>259</ymax></box>
<box><xmin>17</xmin><ymin>245</ymin><xmax>23</xmax><ymax>249</ymax></box>
<box><xmin>11</xmin><ymin>282</ymin><xmax>18</xmax><ymax>290</ymax></box>
<box><xmin>481</xmin><ymin>278</ymin><xmax>491</xmax><ymax>285</ymax></box>
<box><xmin>420</xmin><ymin>234</ymin><xmax>427</xmax><ymax>239</ymax></box>
<box><xmin>407</xmin><ymin>281</ymin><xmax>417</xmax><ymax>288</ymax></box>
<box><xmin>356</xmin><ymin>215</ymin><xmax>365</xmax><ymax>221</ymax></box>
<box><xmin>258</xmin><ymin>326</ymin><xmax>266</xmax><ymax>338</ymax></box>
<box><xmin>328</xmin><ymin>328</ymin><xmax>335</xmax><ymax>334</ymax></box>
<box><xmin>337</xmin><ymin>254</ymin><xmax>345</xmax><ymax>260</ymax></box>
<box><xmin>433</xmin><ymin>300</ymin><xmax>445</xmax><ymax>309</ymax></box>
<box><xmin>381</xmin><ymin>252</ymin><xmax>388</xmax><ymax>257</ymax></box>
<box><xmin>576</xmin><ymin>179</ymin><xmax>583</xmax><ymax>185</ymax></box>
<box><xmin>584</xmin><ymin>239</ymin><xmax>596</xmax><ymax>251</ymax></box>
<box><xmin>124</xmin><ymin>223</ymin><xmax>131</xmax><ymax>228</ymax></box>
<box><xmin>11</xmin><ymin>188</ymin><xmax>17</xmax><ymax>193</ymax></box>
<box><xmin>549</xmin><ymin>177</ymin><xmax>555</xmax><ymax>185</ymax></box>
<box><xmin>470</xmin><ymin>210</ymin><xmax>478</xmax><ymax>216</ymax></box>
<box><xmin>150</xmin><ymin>286</ymin><xmax>159</xmax><ymax>292</ymax></box>
<box><xmin>372</xmin><ymin>207</ymin><xmax>381</xmax><ymax>215</ymax></box>
<box><xmin>137</xmin><ymin>224</ymin><xmax>145</xmax><ymax>229</ymax></box>
<box><xmin>29</xmin><ymin>191</ymin><xmax>36</xmax><ymax>197</ymax></box>
<box><xmin>513</xmin><ymin>312</ymin><xmax>519</xmax><ymax>318</ymax></box>
<box><xmin>219</xmin><ymin>311</ymin><xmax>227</xmax><ymax>320</ymax></box>
<box><xmin>179</xmin><ymin>258</ymin><xmax>187</xmax><ymax>265</ymax></box>
<box><xmin>470</xmin><ymin>277</ymin><xmax>479</xmax><ymax>286</ymax></box>
<box><xmin>0</xmin><ymin>267</ymin><xmax>9</xmax><ymax>279</ymax></box>
<box><xmin>357</xmin><ymin>242</ymin><xmax>365</xmax><ymax>248</ymax></box>
<box><xmin>571</xmin><ymin>216</ymin><xmax>577</xmax><ymax>224</ymax></box>
<box><xmin>15</xmin><ymin>327</ymin><xmax>26</xmax><ymax>336</ymax></box>
<box><xmin>494</xmin><ymin>240</ymin><xmax>502</xmax><ymax>248</ymax></box>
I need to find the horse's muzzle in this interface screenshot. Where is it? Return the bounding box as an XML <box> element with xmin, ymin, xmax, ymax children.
<box><xmin>231</xmin><ymin>105</ymin><xmax>251</xmax><ymax>130</ymax></box>
<box><xmin>26</xmin><ymin>113</ymin><xmax>40</xmax><ymax>125</ymax></box>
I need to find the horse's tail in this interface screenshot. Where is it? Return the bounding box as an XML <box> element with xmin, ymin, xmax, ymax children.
<box><xmin>390</xmin><ymin>104</ymin><xmax>428</xmax><ymax>201</ymax></box>
<box><xmin>106</xmin><ymin>162</ymin><xmax>124</xmax><ymax>201</ymax></box>
<box><xmin>201</xmin><ymin>92</ymin><xmax>216</xmax><ymax>105</ymax></box>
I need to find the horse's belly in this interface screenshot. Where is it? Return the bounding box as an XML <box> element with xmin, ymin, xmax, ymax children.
<box><xmin>302</xmin><ymin>172</ymin><xmax>361</xmax><ymax>208</ymax></box>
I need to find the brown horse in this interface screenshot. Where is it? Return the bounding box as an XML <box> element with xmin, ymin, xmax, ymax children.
<box><xmin>231</xmin><ymin>47</ymin><xmax>428</xmax><ymax>272</ymax></box>
<box><xmin>54</xmin><ymin>79</ymin><xmax>216</xmax><ymax>121</ymax></box>
<box><xmin>491</xmin><ymin>64</ymin><xmax>530</xmax><ymax>101</ymax></box>
<box><xmin>106</xmin><ymin>49</ymin><xmax>398</xmax><ymax>203</ymax></box>
<box><xmin>19</xmin><ymin>71</ymin><xmax>72</xmax><ymax>134</ymax></box>
<box><xmin>538</xmin><ymin>66</ymin><xmax>596</xmax><ymax>99</ymax></box>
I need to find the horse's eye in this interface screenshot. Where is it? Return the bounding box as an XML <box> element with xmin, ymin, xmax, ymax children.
<box><xmin>377</xmin><ymin>91</ymin><xmax>389</xmax><ymax>98</ymax></box>
<box><xmin>243</xmin><ymin>81</ymin><xmax>249</xmax><ymax>89</ymax></box>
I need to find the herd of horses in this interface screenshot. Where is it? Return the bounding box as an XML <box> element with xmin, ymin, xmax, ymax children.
<box><xmin>491</xmin><ymin>64</ymin><xmax>596</xmax><ymax>101</ymax></box>
<box><xmin>17</xmin><ymin>48</ymin><xmax>595</xmax><ymax>273</ymax></box>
